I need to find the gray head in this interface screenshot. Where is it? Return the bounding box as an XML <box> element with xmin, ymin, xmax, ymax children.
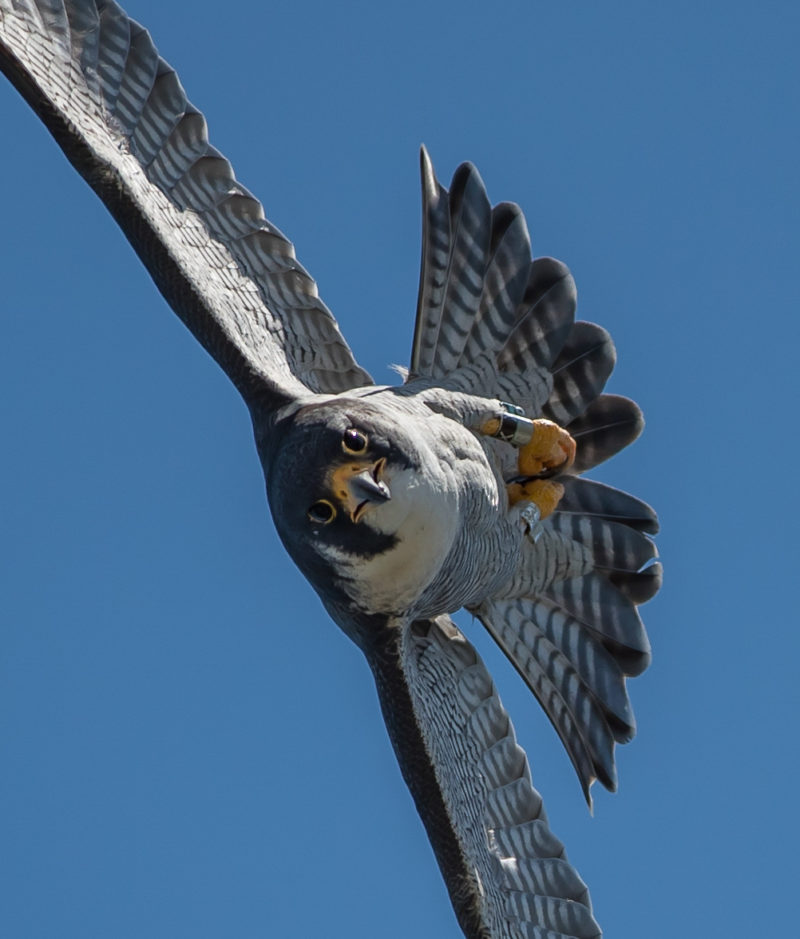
<box><xmin>263</xmin><ymin>399</ymin><xmax>421</xmax><ymax>605</ymax></box>
<box><xmin>262</xmin><ymin>396</ymin><xmax>464</xmax><ymax>619</ymax></box>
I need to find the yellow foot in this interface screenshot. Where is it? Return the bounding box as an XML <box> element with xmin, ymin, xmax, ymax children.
<box><xmin>507</xmin><ymin>478</ymin><xmax>565</xmax><ymax>520</ymax></box>
<box><xmin>517</xmin><ymin>419</ymin><xmax>576</xmax><ymax>477</ymax></box>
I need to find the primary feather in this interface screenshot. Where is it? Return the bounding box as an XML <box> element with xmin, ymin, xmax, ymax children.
<box><xmin>0</xmin><ymin>0</ymin><xmax>370</xmax><ymax>408</ymax></box>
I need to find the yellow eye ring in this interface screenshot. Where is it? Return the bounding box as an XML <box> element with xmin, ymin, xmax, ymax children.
<box><xmin>342</xmin><ymin>428</ymin><xmax>368</xmax><ymax>454</ymax></box>
<box><xmin>307</xmin><ymin>500</ymin><xmax>336</xmax><ymax>524</ymax></box>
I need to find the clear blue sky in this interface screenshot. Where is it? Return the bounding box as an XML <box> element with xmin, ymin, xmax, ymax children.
<box><xmin>1</xmin><ymin>1</ymin><xmax>797</xmax><ymax>936</ymax></box>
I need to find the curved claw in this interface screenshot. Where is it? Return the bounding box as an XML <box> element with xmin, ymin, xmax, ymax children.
<box><xmin>517</xmin><ymin>420</ymin><xmax>576</xmax><ymax>478</ymax></box>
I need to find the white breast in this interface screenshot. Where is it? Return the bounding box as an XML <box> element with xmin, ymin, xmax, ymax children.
<box><xmin>319</xmin><ymin>465</ymin><xmax>461</xmax><ymax>616</ymax></box>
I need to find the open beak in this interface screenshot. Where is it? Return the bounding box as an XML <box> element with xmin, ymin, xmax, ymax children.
<box><xmin>347</xmin><ymin>459</ymin><xmax>390</xmax><ymax>522</ymax></box>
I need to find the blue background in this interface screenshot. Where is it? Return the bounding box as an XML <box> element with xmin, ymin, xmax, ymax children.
<box><xmin>1</xmin><ymin>1</ymin><xmax>798</xmax><ymax>936</ymax></box>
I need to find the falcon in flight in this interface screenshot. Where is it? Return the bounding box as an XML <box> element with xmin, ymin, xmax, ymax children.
<box><xmin>0</xmin><ymin>2</ymin><xmax>660</xmax><ymax>937</ymax></box>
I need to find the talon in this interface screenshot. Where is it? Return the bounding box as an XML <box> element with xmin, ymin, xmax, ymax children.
<box><xmin>507</xmin><ymin>478</ymin><xmax>565</xmax><ymax>520</ymax></box>
<box><xmin>517</xmin><ymin>419</ymin><xmax>576</xmax><ymax>477</ymax></box>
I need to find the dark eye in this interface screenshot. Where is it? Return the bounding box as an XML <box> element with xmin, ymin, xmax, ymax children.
<box><xmin>342</xmin><ymin>428</ymin><xmax>368</xmax><ymax>454</ymax></box>
<box><xmin>307</xmin><ymin>500</ymin><xmax>336</xmax><ymax>524</ymax></box>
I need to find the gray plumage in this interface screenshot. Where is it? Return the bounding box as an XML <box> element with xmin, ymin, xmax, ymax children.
<box><xmin>0</xmin><ymin>2</ymin><xmax>661</xmax><ymax>937</ymax></box>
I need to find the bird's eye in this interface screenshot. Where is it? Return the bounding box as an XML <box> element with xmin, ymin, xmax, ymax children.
<box><xmin>342</xmin><ymin>428</ymin><xmax>368</xmax><ymax>454</ymax></box>
<box><xmin>307</xmin><ymin>500</ymin><xmax>336</xmax><ymax>524</ymax></box>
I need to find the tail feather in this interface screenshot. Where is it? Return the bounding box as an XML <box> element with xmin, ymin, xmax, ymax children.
<box><xmin>497</xmin><ymin>257</ymin><xmax>576</xmax><ymax>374</ymax></box>
<box><xmin>529</xmin><ymin>599</ymin><xmax>634</xmax><ymax>738</ymax></box>
<box><xmin>434</xmin><ymin>161</ymin><xmax>492</xmax><ymax>371</ymax></box>
<box><xmin>544</xmin><ymin>322</ymin><xmax>616</xmax><ymax>425</ymax></box>
<box><xmin>568</xmin><ymin>394</ymin><xmax>645</xmax><ymax>473</ymax></box>
<box><xmin>412</xmin><ymin>149</ymin><xmax>537</xmax><ymax>380</ymax></box>
<box><xmin>407</xmin><ymin>151</ymin><xmax>660</xmax><ymax>799</ymax></box>
<box><xmin>459</xmin><ymin>202</ymin><xmax>531</xmax><ymax>366</ymax></box>
<box><xmin>412</xmin><ymin>157</ymin><xmax>492</xmax><ymax>377</ymax></box>
<box><xmin>476</xmin><ymin>600</ymin><xmax>619</xmax><ymax>797</ymax></box>
<box><xmin>609</xmin><ymin>562</ymin><xmax>663</xmax><ymax>604</ymax></box>
<box><xmin>411</xmin><ymin>147</ymin><xmax>451</xmax><ymax>377</ymax></box>
<box><xmin>558</xmin><ymin>476</ymin><xmax>659</xmax><ymax>534</ymax></box>
<box><xmin>548</xmin><ymin>513</ymin><xmax>657</xmax><ymax>575</ymax></box>
<box><xmin>542</xmin><ymin>574</ymin><xmax>651</xmax><ymax>677</ymax></box>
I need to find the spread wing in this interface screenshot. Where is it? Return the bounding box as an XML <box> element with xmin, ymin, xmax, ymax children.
<box><xmin>408</xmin><ymin>150</ymin><xmax>661</xmax><ymax>802</ymax></box>
<box><xmin>0</xmin><ymin>0</ymin><xmax>371</xmax><ymax>410</ymax></box>
<box><xmin>330</xmin><ymin>610</ymin><xmax>601</xmax><ymax>939</ymax></box>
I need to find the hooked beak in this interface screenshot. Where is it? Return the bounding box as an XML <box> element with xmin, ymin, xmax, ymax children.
<box><xmin>348</xmin><ymin>459</ymin><xmax>390</xmax><ymax>522</ymax></box>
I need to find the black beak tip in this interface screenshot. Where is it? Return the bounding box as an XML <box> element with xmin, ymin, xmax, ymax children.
<box><xmin>351</xmin><ymin>474</ymin><xmax>391</xmax><ymax>504</ymax></box>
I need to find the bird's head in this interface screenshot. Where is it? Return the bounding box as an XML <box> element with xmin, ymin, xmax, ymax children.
<box><xmin>262</xmin><ymin>397</ymin><xmax>459</xmax><ymax>615</ymax></box>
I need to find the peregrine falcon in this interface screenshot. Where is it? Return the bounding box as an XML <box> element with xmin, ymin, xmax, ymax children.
<box><xmin>0</xmin><ymin>2</ymin><xmax>660</xmax><ymax>937</ymax></box>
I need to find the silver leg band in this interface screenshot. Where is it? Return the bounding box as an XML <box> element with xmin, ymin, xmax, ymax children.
<box><xmin>491</xmin><ymin>411</ymin><xmax>535</xmax><ymax>447</ymax></box>
<box><xmin>520</xmin><ymin>502</ymin><xmax>543</xmax><ymax>542</ymax></box>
